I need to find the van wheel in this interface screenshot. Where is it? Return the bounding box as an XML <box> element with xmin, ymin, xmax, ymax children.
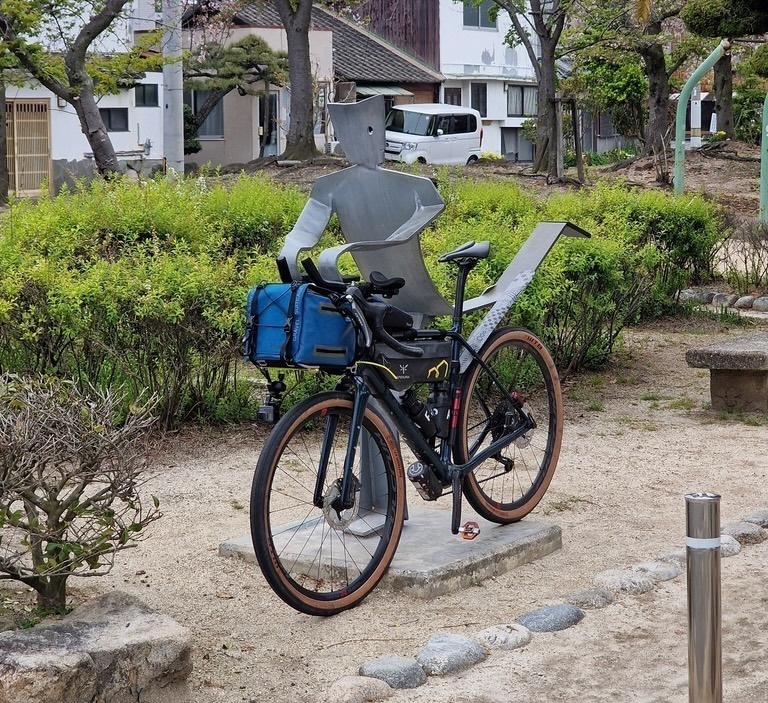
<box><xmin>417</xmin><ymin>157</ymin><xmax>427</xmax><ymax>164</ymax></box>
<box><xmin>467</xmin><ymin>155</ymin><xmax>479</xmax><ymax>165</ymax></box>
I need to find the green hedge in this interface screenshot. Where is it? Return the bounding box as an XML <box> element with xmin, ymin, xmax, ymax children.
<box><xmin>0</xmin><ymin>175</ymin><xmax>727</xmax><ymax>424</ymax></box>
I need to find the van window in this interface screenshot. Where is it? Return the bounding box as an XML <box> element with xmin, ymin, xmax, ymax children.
<box><xmin>452</xmin><ymin>114</ymin><xmax>477</xmax><ymax>134</ymax></box>
<box><xmin>385</xmin><ymin>110</ymin><xmax>435</xmax><ymax>136</ymax></box>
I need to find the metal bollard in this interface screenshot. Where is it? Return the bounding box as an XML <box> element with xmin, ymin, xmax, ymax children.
<box><xmin>686</xmin><ymin>492</ymin><xmax>722</xmax><ymax>703</ymax></box>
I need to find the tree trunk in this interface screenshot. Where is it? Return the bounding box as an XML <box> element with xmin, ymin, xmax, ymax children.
<box><xmin>713</xmin><ymin>53</ymin><xmax>734</xmax><ymax>139</ymax></box>
<box><xmin>275</xmin><ymin>0</ymin><xmax>320</xmax><ymax>161</ymax></box>
<box><xmin>0</xmin><ymin>81</ymin><xmax>8</xmax><ymax>204</ymax></box>
<box><xmin>641</xmin><ymin>40</ymin><xmax>671</xmax><ymax>158</ymax></box>
<box><xmin>65</xmin><ymin>60</ymin><xmax>121</xmax><ymax>177</ymax></box>
<box><xmin>28</xmin><ymin>574</ymin><xmax>68</xmax><ymax>612</ymax></box>
<box><xmin>537</xmin><ymin>43</ymin><xmax>558</xmax><ymax>176</ymax></box>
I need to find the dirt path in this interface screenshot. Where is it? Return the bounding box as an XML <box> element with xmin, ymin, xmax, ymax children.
<box><xmin>28</xmin><ymin>317</ymin><xmax>758</xmax><ymax>702</ymax></box>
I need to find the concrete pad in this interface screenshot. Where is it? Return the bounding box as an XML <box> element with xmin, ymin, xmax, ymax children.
<box><xmin>219</xmin><ymin>508</ymin><xmax>561</xmax><ymax>599</ymax></box>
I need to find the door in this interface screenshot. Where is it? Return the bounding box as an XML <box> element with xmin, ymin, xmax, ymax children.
<box><xmin>6</xmin><ymin>100</ymin><xmax>51</xmax><ymax>196</ymax></box>
<box><xmin>432</xmin><ymin>114</ymin><xmax>455</xmax><ymax>164</ymax></box>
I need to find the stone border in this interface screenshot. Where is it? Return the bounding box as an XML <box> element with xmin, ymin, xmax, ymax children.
<box><xmin>679</xmin><ymin>289</ymin><xmax>768</xmax><ymax>314</ymax></box>
<box><xmin>328</xmin><ymin>509</ymin><xmax>768</xmax><ymax>702</ymax></box>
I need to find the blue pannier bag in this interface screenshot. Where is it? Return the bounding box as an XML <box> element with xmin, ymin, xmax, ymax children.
<box><xmin>244</xmin><ymin>282</ymin><xmax>358</xmax><ymax>369</ymax></box>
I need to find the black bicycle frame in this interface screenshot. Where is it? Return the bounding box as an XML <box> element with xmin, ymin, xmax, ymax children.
<box><xmin>319</xmin><ymin>254</ymin><xmax>533</xmax><ymax>521</ymax></box>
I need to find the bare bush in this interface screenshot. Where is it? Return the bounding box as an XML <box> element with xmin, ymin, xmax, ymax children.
<box><xmin>0</xmin><ymin>374</ymin><xmax>160</xmax><ymax>611</ymax></box>
<box><xmin>717</xmin><ymin>215</ymin><xmax>768</xmax><ymax>293</ymax></box>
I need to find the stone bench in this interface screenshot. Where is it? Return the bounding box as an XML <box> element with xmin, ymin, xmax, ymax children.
<box><xmin>686</xmin><ymin>332</ymin><xmax>768</xmax><ymax>411</ymax></box>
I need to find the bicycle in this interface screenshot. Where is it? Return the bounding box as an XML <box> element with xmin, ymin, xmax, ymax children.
<box><xmin>248</xmin><ymin>240</ymin><xmax>563</xmax><ymax>616</ymax></box>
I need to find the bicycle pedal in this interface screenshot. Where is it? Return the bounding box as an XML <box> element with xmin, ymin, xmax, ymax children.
<box><xmin>458</xmin><ymin>521</ymin><xmax>480</xmax><ymax>540</ymax></box>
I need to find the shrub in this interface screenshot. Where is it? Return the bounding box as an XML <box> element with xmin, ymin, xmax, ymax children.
<box><xmin>0</xmin><ymin>177</ymin><xmax>302</xmax><ymax>425</ymax></box>
<box><xmin>0</xmin><ymin>374</ymin><xmax>160</xmax><ymax>611</ymax></box>
<box><xmin>0</xmin><ymin>174</ymin><xmax>728</xmax><ymax>419</ymax></box>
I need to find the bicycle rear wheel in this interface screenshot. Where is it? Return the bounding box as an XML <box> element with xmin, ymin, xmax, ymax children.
<box><xmin>455</xmin><ymin>327</ymin><xmax>563</xmax><ymax>523</ymax></box>
<box><xmin>250</xmin><ymin>391</ymin><xmax>405</xmax><ymax>615</ymax></box>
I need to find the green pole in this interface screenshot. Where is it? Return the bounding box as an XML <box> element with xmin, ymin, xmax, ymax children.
<box><xmin>674</xmin><ymin>39</ymin><xmax>731</xmax><ymax>196</ymax></box>
<box><xmin>761</xmin><ymin>92</ymin><xmax>768</xmax><ymax>224</ymax></box>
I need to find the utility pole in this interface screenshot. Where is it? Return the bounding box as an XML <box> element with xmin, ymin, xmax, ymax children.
<box><xmin>162</xmin><ymin>0</ymin><xmax>184</xmax><ymax>174</ymax></box>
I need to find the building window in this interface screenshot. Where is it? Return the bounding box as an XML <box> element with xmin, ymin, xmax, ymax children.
<box><xmin>135</xmin><ymin>84</ymin><xmax>159</xmax><ymax>107</ymax></box>
<box><xmin>184</xmin><ymin>89</ymin><xmax>224</xmax><ymax>138</ymax></box>
<box><xmin>444</xmin><ymin>88</ymin><xmax>462</xmax><ymax>106</ymax></box>
<box><xmin>99</xmin><ymin>107</ymin><xmax>129</xmax><ymax>132</ymax></box>
<box><xmin>470</xmin><ymin>83</ymin><xmax>487</xmax><ymax>118</ymax></box>
<box><xmin>507</xmin><ymin>85</ymin><xmax>538</xmax><ymax>117</ymax></box>
<box><xmin>463</xmin><ymin>0</ymin><xmax>496</xmax><ymax>28</ymax></box>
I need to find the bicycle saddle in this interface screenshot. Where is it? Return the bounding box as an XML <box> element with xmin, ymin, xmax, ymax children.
<box><xmin>369</xmin><ymin>270</ymin><xmax>405</xmax><ymax>296</ymax></box>
<box><xmin>438</xmin><ymin>240</ymin><xmax>491</xmax><ymax>263</ymax></box>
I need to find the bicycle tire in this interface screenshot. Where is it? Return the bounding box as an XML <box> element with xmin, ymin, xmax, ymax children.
<box><xmin>455</xmin><ymin>327</ymin><xmax>563</xmax><ymax>523</ymax></box>
<box><xmin>250</xmin><ymin>391</ymin><xmax>406</xmax><ymax>615</ymax></box>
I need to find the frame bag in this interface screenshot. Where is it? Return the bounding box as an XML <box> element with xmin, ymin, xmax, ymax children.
<box><xmin>244</xmin><ymin>283</ymin><xmax>358</xmax><ymax>369</ymax></box>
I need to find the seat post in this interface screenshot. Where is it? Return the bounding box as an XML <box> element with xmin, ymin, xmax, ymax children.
<box><xmin>451</xmin><ymin>258</ymin><xmax>478</xmax><ymax>333</ymax></box>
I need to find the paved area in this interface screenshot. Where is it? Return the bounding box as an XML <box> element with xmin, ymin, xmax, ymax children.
<box><xmin>219</xmin><ymin>507</ymin><xmax>561</xmax><ymax>598</ymax></box>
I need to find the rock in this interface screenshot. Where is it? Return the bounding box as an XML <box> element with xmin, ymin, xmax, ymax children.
<box><xmin>566</xmin><ymin>587</ymin><xmax>614</xmax><ymax>610</ymax></box>
<box><xmin>593</xmin><ymin>569</ymin><xmax>655</xmax><ymax>595</ymax></box>
<box><xmin>327</xmin><ymin>675</ymin><xmax>393</xmax><ymax>703</ymax></box>
<box><xmin>516</xmin><ymin>604</ymin><xmax>584</xmax><ymax>633</ymax></box>
<box><xmin>0</xmin><ymin>591</ymin><xmax>191</xmax><ymax>703</ymax></box>
<box><xmin>679</xmin><ymin>290</ymin><xmax>716</xmax><ymax>304</ymax></box>
<box><xmin>721</xmin><ymin>521</ymin><xmax>767</xmax><ymax>545</ymax></box>
<box><xmin>752</xmin><ymin>296</ymin><xmax>768</xmax><ymax>313</ymax></box>
<box><xmin>474</xmin><ymin>624</ymin><xmax>532</xmax><ymax>650</ymax></box>
<box><xmin>711</xmin><ymin>293</ymin><xmax>739</xmax><ymax>307</ymax></box>
<box><xmin>720</xmin><ymin>534</ymin><xmax>741</xmax><ymax>556</ymax></box>
<box><xmin>734</xmin><ymin>296</ymin><xmax>755</xmax><ymax>309</ymax></box>
<box><xmin>743</xmin><ymin>509</ymin><xmax>768</xmax><ymax>528</ymax></box>
<box><xmin>633</xmin><ymin>562</ymin><xmax>683</xmax><ymax>582</ymax></box>
<box><xmin>0</xmin><ymin>617</ymin><xmax>15</xmax><ymax>633</ymax></box>
<box><xmin>358</xmin><ymin>657</ymin><xmax>426</xmax><ymax>690</ymax></box>
<box><xmin>416</xmin><ymin>633</ymin><xmax>487</xmax><ymax>675</ymax></box>
<box><xmin>657</xmin><ymin>550</ymin><xmax>686</xmax><ymax>568</ymax></box>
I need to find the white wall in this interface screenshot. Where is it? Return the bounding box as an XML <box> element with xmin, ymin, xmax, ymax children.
<box><xmin>7</xmin><ymin>72</ymin><xmax>165</xmax><ymax>164</ymax></box>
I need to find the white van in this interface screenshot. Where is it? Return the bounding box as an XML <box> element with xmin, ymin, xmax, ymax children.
<box><xmin>384</xmin><ymin>104</ymin><xmax>483</xmax><ymax>166</ymax></box>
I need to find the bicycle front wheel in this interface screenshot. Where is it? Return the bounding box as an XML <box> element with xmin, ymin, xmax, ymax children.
<box><xmin>455</xmin><ymin>328</ymin><xmax>563</xmax><ymax>524</ymax></box>
<box><xmin>250</xmin><ymin>391</ymin><xmax>405</xmax><ymax>616</ymax></box>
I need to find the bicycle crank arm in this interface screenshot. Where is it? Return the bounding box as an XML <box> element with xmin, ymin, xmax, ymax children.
<box><xmin>451</xmin><ymin>471</ymin><xmax>463</xmax><ymax>534</ymax></box>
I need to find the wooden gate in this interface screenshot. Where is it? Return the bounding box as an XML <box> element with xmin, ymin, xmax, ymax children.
<box><xmin>6</xmin><ymin>100</ymin><xmax>52</xmax><ymax>196</ymax></box>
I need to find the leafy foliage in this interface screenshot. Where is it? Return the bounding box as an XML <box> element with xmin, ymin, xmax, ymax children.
<box><xmin>0</xmin><ymin>176</ymin><xmax>309</xmax><ymax>425</ymax></box>
<box><xmin>681</xmin><ymin>0</ymin><xmax>768</xmax><ymax>38</ymax></box>
<box><xmin>0</xmin><ymin>174</ymin><xmax>728</xmax><ymax>417</ymax></box>
<box><xmin>0</xmin><ymin>374</ymin><xmax>159</xmax><ymax>610</ymax></box>
<box><xmin>733</xmin><ymin>63</ymin><xmax>768</xmax><ymax>144</ymax></box>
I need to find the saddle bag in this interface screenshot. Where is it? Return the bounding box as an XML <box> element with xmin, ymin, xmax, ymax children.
<box><xmin>244</xmin><ymin>283</ymin><xmax>358</xmax><ymax>369</ymax></box>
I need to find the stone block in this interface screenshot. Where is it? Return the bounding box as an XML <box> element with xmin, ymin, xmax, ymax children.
<box><xmin>686</xmin><ymin>333</ymin><xmax>768</xmax><ymax>411</ymax></box>
<box><xmin>0</xmin><ymin>592</ymin><xmax>191</xmax><ymax>703</ymax></box>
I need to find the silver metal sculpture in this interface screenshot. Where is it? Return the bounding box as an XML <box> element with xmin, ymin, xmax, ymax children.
<box><xmin>281</xmin><ymin>95</ymin><xmax>587</xmax><ymax>335</ymax></box>
<box><xmin>280</xmin><ymin>95</ymin><xmax>451</xmax><ymax>322</ymax></box>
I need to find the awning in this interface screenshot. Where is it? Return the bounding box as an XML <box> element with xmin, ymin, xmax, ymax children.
<box><xmin>356</xmin><ymin>85</ymin><xmax>414</xmax><ymax>97</ymax></box>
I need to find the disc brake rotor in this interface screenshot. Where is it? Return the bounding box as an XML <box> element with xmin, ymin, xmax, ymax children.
<box><xmin>322</xmin><ymin>477</ymin><xmax>361</xmax><ymax>530</ymax></box>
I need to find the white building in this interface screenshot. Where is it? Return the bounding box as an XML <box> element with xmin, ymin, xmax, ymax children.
<box><xmin>4</xmin><ymin>1</ymin><xmax>169</xmax><ymax>194</ymax></box>
<box><xmin>438</xmin><ymin>0</ymin><xmax>538</xmax><ymax>162</ymax></box>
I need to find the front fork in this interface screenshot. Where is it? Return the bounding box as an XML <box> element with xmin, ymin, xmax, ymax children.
<box><xmin>313</xmin><ymin>377</ymin><xmax>370</xmax><ymax>511</ymax></box>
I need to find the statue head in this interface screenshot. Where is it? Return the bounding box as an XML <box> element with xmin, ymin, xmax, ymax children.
<box><xmin>328</xmin><ymin>95</ymin><xmax>386</xmax><ymax>168</ymax></box>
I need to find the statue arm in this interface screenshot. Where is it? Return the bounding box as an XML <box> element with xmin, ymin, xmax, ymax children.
<box><xmin>278</xmin><ymin>193</ymin><xmax>333</xmax><ymax>281</ymax></box>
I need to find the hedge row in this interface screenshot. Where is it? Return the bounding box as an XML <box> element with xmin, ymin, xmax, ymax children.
<box><xmin>0</xmin><ymin>174</ymin><xmax>727</xmax><ymax>424</ymax></box>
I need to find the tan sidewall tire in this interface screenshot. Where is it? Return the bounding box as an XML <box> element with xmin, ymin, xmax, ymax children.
<box><xmin>254</xmin><ymin>393</ymin><xmax>406</xmax><ymax>615</ymax></box>
<box><xmin>458</xmin><ymin>328</ymin><xmax>563</xmax><ymax>523</ymax></box>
